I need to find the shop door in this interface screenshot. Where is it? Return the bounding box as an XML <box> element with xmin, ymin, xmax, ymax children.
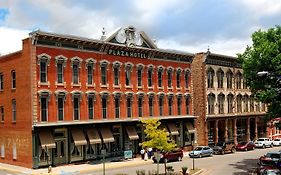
<box><xmin>54</xmin><ymin>139</ymin><xmax>67</xmax><ymax>165</ymax></box>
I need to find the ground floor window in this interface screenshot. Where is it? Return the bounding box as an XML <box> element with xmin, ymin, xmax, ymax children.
<box><xmin>71</xmin><ymin>145</ymin><xmax>82</xmax><ymax>157</ymax></box>
<box><xmin>39</xmin><ymin>148</ymin><xmax>51</xmax><ymax>162</ymax></box>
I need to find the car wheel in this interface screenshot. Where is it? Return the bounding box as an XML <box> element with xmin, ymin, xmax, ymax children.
<box><xmin>252</xmin><ymin>146</ymin><xmax>255</xmax><ymax>150</ymax></box>
<box><xmin>199</xmin><ymin>154</ymin><xmax>202</xmax><ymax>158</ymax></box>
<box><xmin>221</xmin><ymin>150</ymin><xmax>225</xmax><ymax>155</ymax></box>
<box><xmin>178</xmin><ymin>156</ymin><xmax>182</xmax><ymax>161</ymax></box>
<box><xmin>271</xmin><ymin>144</ymin><xmax>273</xmax><ymax>148</ymax></box>
<box><xmin>231</xmin><ymin>148</ymin><xmax>236</xmax><ymax>153</ymax></box>
<box><xmin>210</xmin><ymin>153</ymin><xmax>213</xmax><ymax>157</ymax></box>
<box><xmin>245</xmin><ymin>148</ymin><xmax>248</xmax><ymax>151</ymax></box>
<box><xmin>262</xmin><ymin>144</ymin><xmax>265</xmax><ymax>149</ymax></box>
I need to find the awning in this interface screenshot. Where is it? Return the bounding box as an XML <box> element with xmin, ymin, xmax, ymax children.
<box><xmin>186</xmin><ymin>122</ymin><xmax>195</xmax><ymax>133</ymax></box>
<box><xmin>126</xmin><ymin>126</ymin><xmax>139</xmax><ymax>140</ymax></box>
<box><xmin>160</xmin><ymin>125</ymin><xmax>170</xmax><ymax>136</ymax></box>
<box><xmin>87</xmin><ymin>128</ymin><xmax>102</xmax><ymax>144</ymax></box>
<box><xmin>99</xmin><ymin>127</ymin><xmax>115</xmax><ymax>143</ymax></box>
<box><xmin>168</xmin><ymin>123</ymin><xmax>179</xmax><ymax>135</ymax></box>
<box><xmin>39</xmin><ymin>131</ymin><xmax>56</xmax><ymax>149</ymax></box>
<box><xmin>71</xmin><ymin>129</ymin><xmax>87</xmax><ymax>146</ymax></box>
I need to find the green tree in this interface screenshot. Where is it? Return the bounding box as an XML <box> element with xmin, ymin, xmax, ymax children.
<box><xmin>238</xmin><ymin>26</ymin><xmax>281</xmax><ymax>121</ymax></box>
<box><xmin>140</xmin><ymin>119</ymin><xmax>176</xmax><ymax>175</ymax></box>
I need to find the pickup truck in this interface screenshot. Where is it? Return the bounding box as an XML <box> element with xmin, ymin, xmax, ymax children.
<box><xmin>255</xmin><ymin>138</ymin><xmax>273</xmax><ymax>148</ymax></box>
<box><xmin>212</xmin><ymin>141</ymin><xmax>236</xmax><ymax>155</ymax></box>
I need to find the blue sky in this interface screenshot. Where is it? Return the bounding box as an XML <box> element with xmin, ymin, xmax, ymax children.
<box><xmin>0</xmin><ymin>0</ymin><xmax>281</xmax><ymax>56</ymax></box>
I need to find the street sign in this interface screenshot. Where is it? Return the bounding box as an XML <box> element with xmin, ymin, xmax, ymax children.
<box><xmin>124</xmin><ymin>150</ymin><xmax>133</xmax><ymax>159</ymax></box>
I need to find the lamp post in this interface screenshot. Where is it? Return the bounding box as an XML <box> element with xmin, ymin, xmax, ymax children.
<box><xmin>192</xmin><ymin>140</ymin><xmax>195</xmax><ymax>170</ymax></box>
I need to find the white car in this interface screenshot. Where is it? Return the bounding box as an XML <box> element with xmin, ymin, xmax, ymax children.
<box><xmin>273</xmin><ymin>138</ymin><xmax>281</xmax><ymax>146</ymax></box>
<box><xmin>255</xmin><ymin>138</ymin><xmax>273</xmax><ymax>148</ymax></box>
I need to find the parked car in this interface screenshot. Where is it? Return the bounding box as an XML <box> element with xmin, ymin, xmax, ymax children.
<box><xmin>257</xmin><ymin>157</ymin><xmax>280</xmax><ymax>175</ymax></box>
<box><xmin>189</xmin><ymin>146</ymin><xmax>213</xmax><ymax>158</ymax></box>
<box><xmin>262</xmin><ymin>169</ymin><xmax>281</xmax><ymax>175</ymax></box>
<box><xmin>212</xmin><ymin>141</ymin><xmax>236</xmax><ymax>155</ymax></box>
<box><xmin>261</xmin><ymin>152</ymin><xmax>281</xmax><ymax>162</ymax></box>
<box><xmin>236</xmin><ymin>141</ymin><xmax>256</xmax><ymax>151</ymax></box>
<box><xmin>255</xmin><ymin>138</ymin><xmax>273</xmax><ymax>148</ymax></box>
<box><xmin>273</xmin><ymin>139</ymin><xmax>281</xmax><ymax>146</ymax></box>
<box><xmin>152</xmin><ymin>149</ymin><xmax>183</xmax><ymax>163</ymax></box>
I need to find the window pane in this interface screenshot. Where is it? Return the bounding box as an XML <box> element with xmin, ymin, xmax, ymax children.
<box><xmin>115</xmin><ymin>98</ymin><xmax>120</xmax><ymax>118</ymax></box>
<box><xmin>74</xmin><ymin>97</ymin><xmax>79</xmax><ymax>120</ymax></box>
<box><xmin>149</xmin><ymin>97</ymin><xmax>153</xmax><ymax>116</ymax></box>
<box><xmin>57</xmin><ymin>63</ymin><xmax>63</xmax><ymax>83</ymax></box>
<box><xmin>41</xmin><ymin>97</ymin><xmax>47</xmax><ymax>122</ymax></box>
<box><xmin>138</xmin><ymin>98</ymin><xmax>143</xmax><ymax>117</ymax></box>
<box><xmin>148</xmin><ymin>70</ymin><xmax>152</xmax><ymax>87</ymax></box>
<box><xmin>73</xmin><ymin>64</ymin><xmax>79</xmax><ymax>84</ymax></box>
<box><xmin>12</xmin><ymin>100</ymin><xmax>16</xmax><ymax>121</ymax></box>
<box><xmin>137</xmin><ymin>70</ymin><xmax>142</xmax><ymax>86</ymax></box>
<box><xmin>127</xmin><ymin>98</ymin><xmax>132</xmax><ymax>118</ymax></box>
<box><xmin>87</xmin><ymin>65</ymin><xmax>93</xmax><ymax>85</ymax></box>
<box><xmin>102</xmin><ymin>98</ymin><xmax>107</xmax><ymax>119</ymax></box>
<box><xmin>114</xmin><ymin>68</ymin><xmax>119</xmax><ymax>86</ymax></box>
<box><xmin>58</xmin><ymin>97</ymin><xmax>64</xmax><ymax>121</ymax></box>
<box><xmin>88</xmin><ymin>97</ymin><xmax>94</xmax><ymax>119</ymax></box>
<box><xmin>101</xmin><ymin>66</ymin><xmax>107</xmax><ymax>85</ymax></box>
<box><xmin>40</xmin><ymin>62</ymin><xmax>47</xmax><ymax>83</ymax></box>
<box><xmin>0</xmin><ymin>74</ymin><xmax>3</xmax><ymax>90</ymax></box>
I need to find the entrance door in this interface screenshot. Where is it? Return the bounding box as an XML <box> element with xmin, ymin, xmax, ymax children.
<box><xmin>54</xmin><ymin>139</ymin><xmax>67</xmax><ymax>165</ymax></box>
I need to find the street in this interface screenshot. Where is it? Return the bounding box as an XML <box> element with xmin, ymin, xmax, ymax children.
<box><xmin>81</xmin><ymin>147</ymin><xmax>280</xmax><ymax>175</ymax></box>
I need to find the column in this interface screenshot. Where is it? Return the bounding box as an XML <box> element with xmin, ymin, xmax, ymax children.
<box><xmin>255</xmin><ymin>117</ymin><xmax>258</xmax><ymax>140</ymax></box>
<box><xmin>215</xmin><ymin>120</ymin><xmax>219</xmax><ymax>144</ymax></box>
<box><xmin>233</xmin><ymin>118</ymin><xmax>237</xmax><ymax>145</ymax></box>
<box><xmin>205</xmin><ymin>120</ymin><xmax>209</xmax><ymax>145</ymax></box>
<box><xmin>246</xmin><ymin>118</ymin><xmax>250</xmax><ymax>141</ymax></box>
<box><xmin>224</xmin><ymin>119</ymin><xmax>228</xmax><ymax>142</ymax></box>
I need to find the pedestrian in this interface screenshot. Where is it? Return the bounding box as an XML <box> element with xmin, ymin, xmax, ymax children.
<box><xmin>140</xmin><ymin>148</ymin><xmax>145</xmax><ymax>160</ymax></box>
<box><xmin>148</xmin><ymin>147</ymin><xmax>153</xmax><ymax>159</ymax></box>
<box><xmin>144</xmin><ymin>150</ymin><xmax>148</xmax><ymax>161</ymax></box>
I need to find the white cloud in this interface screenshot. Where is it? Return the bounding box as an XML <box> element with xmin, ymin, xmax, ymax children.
<box><xmin>240</xmin><ymin>0</ymin><xmax>281</xmax><ymax>16</ymax></box>
<box><xmin>0</xmin><ymin>27</ymin><xmax>29</xmax><ymax>55</ymax></box>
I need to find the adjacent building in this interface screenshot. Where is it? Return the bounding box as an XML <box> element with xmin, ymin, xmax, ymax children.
<box><xmin>192</xmin><ymin>51</ymin><xmax>268</xmax><ymax>146</ymax></box>
<box><xmin>0</xmin><ymin>26</ymin><xmax>196</xmax><ymax>168</ymax></box>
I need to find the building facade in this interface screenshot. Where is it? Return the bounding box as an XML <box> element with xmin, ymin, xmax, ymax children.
<box><xmin>0</xmin><ymin>26</ymin><xmax>196</xmax><ymax>168</ymax></box>
<box><xmin>192</xmin><ymin>52</ymin><xmax>268</xmax><ymax>146</ymax></box>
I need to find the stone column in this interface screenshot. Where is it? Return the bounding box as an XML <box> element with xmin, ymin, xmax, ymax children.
<box><xmin>224</xmin><ymin>119</ymin><xmax>228</xmax><ymax>142</ymax></box>
<box><xmin>233</xmin><ymin>118</ymin><xmax>237</xmax><ymax>145</ymax></box>
<box><xmin>246</xmin><ymin>118</ymin><xmax>250</xmax><ymax>141</ymax></box>
<box><xmin>255</xmin><ymin>117</ymin><xmax>258</xmax><ymax>140</ymax></box>
<box><xmin>215</xmin><ymin>120</ymin><xmax>219</xmax><ymax>144</ymax></box>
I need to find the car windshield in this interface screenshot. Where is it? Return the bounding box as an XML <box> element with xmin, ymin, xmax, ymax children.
<box><xmin>257</xmin><ymin>139</ymin><xmax>265</xmax><ymax>141</ymax></box>
<box><xmin>275</xmin><ymin>139</ymin><xmax>280</xmax><ymax>141</ymax></box>
<box><xmin>194</xmin><ymin>147</ymin><xmax>203</xmax><ymax>151</ymax></box>
<box><xmin>239</xmin><ymin>141</ymin><xmax>247</xmax><ymax>145</ymax></box>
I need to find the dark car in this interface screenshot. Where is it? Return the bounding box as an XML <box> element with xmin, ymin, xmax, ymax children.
<box><xmin>262</xmin><ymin>169</ymin><xmax>281</xmax><ymax>175</ymax></box>
<box><xmin>152</xmin><ymin>149</ymin><xmax>183</xmax><ymax>163</ymax></box>
<box><xmin>257</xmin><ymin>157</ymin><xmax>280</xmax><ymax>175</ymax></box>
<box><xmin>236</xmin><ymin>141</ymin><xmax>256</xmax><ymax>151</ymax></box>
<box><xmin>212</xmin><ymin>141</ymin><xmax>236</xmax><ymax>155</ymax></box>
<box><xmin>260</xmin><ymin>152</ymin><xmax>281</xmax><ymax>162</ymax></box>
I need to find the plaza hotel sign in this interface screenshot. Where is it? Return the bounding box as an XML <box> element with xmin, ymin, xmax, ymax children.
<box><xmin>108</xmin><ymin>49</ymin><xmax>147</xmax><ymax>59</ymax></box>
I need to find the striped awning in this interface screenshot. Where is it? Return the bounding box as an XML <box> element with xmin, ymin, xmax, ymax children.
<box><xmin>99</xmin><ymin>127</ymin><xmax>115</xmax><ymax>143</ymax></box>
<box><xmin>39</xmin><ymin>131</ymin><xmax>56</xmax><ymax>149</ymax></box>
<box><xmin>87</xmin><ymin>128</ymin><xmax>102</xmax><ymax>144</ymax></box>
<box><xmin>71</xmin><ymin>129</ymin><xmax>87</xmax><ymax>146</ymax></box>
<box><xmin>168</xmin><ymin>123</ymin><xmax>179</xmax><ymax>135</ymax></box>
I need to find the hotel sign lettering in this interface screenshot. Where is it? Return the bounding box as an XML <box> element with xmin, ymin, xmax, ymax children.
<box><xmin>108</xmin><ymin>49</ymin><xmax>147</xmax><ymax>59</ymax></box>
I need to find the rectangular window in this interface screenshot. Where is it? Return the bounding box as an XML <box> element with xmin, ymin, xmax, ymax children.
<box><xmin>148</xmin><ymin>70</ymin><xmax>153</xmax><ymax>87</ymax></box>
<box><xmin>125</xmin><ymin>69</ymin><xmax>131</xmax><ymax>86</ymax></box>
<box><xmin>186</xmin><ymin>97</ymin><xmax>190</xmax><ymax>115</ymax></box>
<box><xmin>40</xmin><ymin>62</ymin><xmax>47</xmax><ymax>83</ymax></box>
<box><xmin>73</xmin><ymin>64</ymin><xmax>79</xmax><ymax>84</ymax></box>
<box><xmin>138</xmin><ymin>97</ymin><xmax>143</xmax><ymax>117</ymax></box>
<box><xmin>158</xmin><ymin>71</ymin><xmax>162</xmax><ymax>87</ymax></box>
<box><xmin>102</xmin><ymin>98</ymin><xmax>107</xmax><ymax>119</ymax></box>
<box><xmin>127</xmin><ymin>98</ymin><xmax>132</xmax><ymax>118</ymax></box>
<box><xmin>176</xmin><ymin>71</ymin><xmax>181</xmax><ymax>88</ymax></box>
<box><xmin>0</xmin><ymin>106</ymin><xmax>4</xmax><ymax>122</ymax></box>
<box><xmin>58</xmin><ymin>97</ymin><xmax>64</xmax><ymax>121</ymax></box>
<box><xmin>41</xmin><ymin>97</ymin><xmax>47</xmax><ymax>122</ymax></box>
<box><xmin>101</xmin><ymin>66</ymin><xmax>107</xmax><ymax>85</ymax></box>
<box><xmin>11</xmin><ymin>71</ymin><xmax>16</xmax><ymax>89</ymax></box>
<box><xmin>185</xmin><ymin>72</ymin><xmax>189</xmax><ymax>88</ymax></box>
<box><xmin>12</xmin><ymin>99</ymin><xmax>16</xmax><ymax>122</ymax></box>
<box><xmin>149</xmin><ymin>97</ymin><xmax>153</xmax><ymax>117</ymax></box>
<box><xmin>114</xmin><ymin>67</ymin><xmax>119</xmax><ymax>86</ymax></box>
<box><xmin>57</xmin><ymin>63</ymin><xmax>64</xmax><ymax>83</ymax></box>
<box><xmin>13</xmin><ymin>143</ymin><xmax>17</xmax><ymax>160</ymax></box>
<box><xmin>168</xmin><ymin>98</ymin><xmax>173</xmax><ymax>115</ymax></box>
<box><xmin>88</xmin><ymin>97</ymin><xmax>94</xmax><ymax>119</ymax></box>
<box><xmin>1</xmin><ymin>144</ymin><xmax>4</xmax><ymax>158</ymax></box>
<box><xmin>73</xmin><ymin>97</ymin><xmax>80</xmax><ymax>120</ymax></box>
<box><xmin>87</xmin><ymin>65</ymin><xmax>93</xmax><ymax>85</ymax></box>
<box><xmin>0</xmin><ymin>73</ymin><xmax>3</xmax><ymax>90</ymax></box>
<box><xmin>177</xmin><ymin>98</ymin><xmax>182</xmax><ymax>115</ymax></box>
<box><xmin>137</xmin><ymin>69</ymin><xmax>142</xmax><ymax>87</ymax></box>
<box><xmin>159</xmin><ymin>98</ymin><xmax>163</xmax><ymax>116</ymax></box>
<box><xmin>115</xmin><ymin>98</ymin><xmax>120</xmax><ymax>119</ymax></box>
<box><xmin>167</xmin><ymin>72</ymin><xmax>172</xmax><ymax>88</ymax></box>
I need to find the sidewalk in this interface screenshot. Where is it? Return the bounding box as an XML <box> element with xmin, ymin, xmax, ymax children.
<box><xmin>0</xmin><ymin>158</ymin><xmax>153</xmax><ymax>175</ymax></box>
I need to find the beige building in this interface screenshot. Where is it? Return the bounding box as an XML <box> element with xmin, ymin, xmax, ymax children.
<box><xmin>192</xmin><ymin>51</ymin><xmax>267</xmax><ymax>146</ymax></box>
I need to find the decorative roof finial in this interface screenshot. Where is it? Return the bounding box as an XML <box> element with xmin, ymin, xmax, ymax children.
<box><xmin>207</xmin><ymin>45</ymin><xmax>211</xmax><ymax>53</ymax></box>
<box><xmin>101</xmin><ymin>27</ymin><xmax>106</xmax><ymax>41</ymax></box>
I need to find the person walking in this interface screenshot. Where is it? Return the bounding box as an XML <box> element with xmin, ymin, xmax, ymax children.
<box><xmin>140</xmin><ymin>148</ymin><xmax>145</xmax><ymax>160</ymax></box>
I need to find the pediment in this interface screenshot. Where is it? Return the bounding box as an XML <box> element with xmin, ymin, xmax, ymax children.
<box><xmin>105</xmin><ymin>26</ymin><xmax>157</xmax><ymax>49</ymax></box>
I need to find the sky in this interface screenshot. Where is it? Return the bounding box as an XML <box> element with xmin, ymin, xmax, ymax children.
<box><xmin>0</xmin><ymin>0</ymin><xmax>281</xmax><ymax>56</ymax></box>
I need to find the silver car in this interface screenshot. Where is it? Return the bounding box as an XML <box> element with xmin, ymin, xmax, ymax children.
<box><xmin>189</xmin><ymin>146</ymin><xmax>213</xmax><ymax>158</ymax></box>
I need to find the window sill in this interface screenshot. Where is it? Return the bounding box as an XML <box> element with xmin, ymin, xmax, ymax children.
<box><xmin>184</xmin><ymin>87</ymin><xmax>190</xmax><ymax>91</ymax></box>
<box><xmin>158</xmin><ymin>86</ymin><xmax>164</xmax><ymax>90</ymax></box>
<box><xmin>168</xmin><ymin>87</ymin><xmax>173</xmax><ymax>90</ymax></box>
<box><xmin>113</xmin><ymin>85</ymin><xmax>121</xmax><ymax>89</ymax></box>
<box><xmin>125</xmin><ymin>85</ymin><xmax>133</xmax><ymax>89</ymax></box>
<box><xmin>38</xmin><ymin>81</ymin><xmax>50</xmax><ymax>88</ymax></box>
<box><xmin>148</xmin><ymin>86</ymin><xmax>154</xmax><ymax>90</ymax></box>
<box><xmin>71</xmin><ymin>83</ymin><xmax>81</xmax><ymax>88</ymax></box>
<box><xmin>56</xmin><ymin>82</ymin><xmax>66</xmax><ymax>88</ymax></box>
<box><xmin>86</xmin><ymin>84</ymin><xmax>95</xmax><ymax>88</ymax></box>
<box><xmin>100</xmin><ymin>84</ymin><xmax>109</xmax><ymax>88</ymax></box>
<box><xmin>137</xmin><ymin>86</ymin><xmax>143</xmax><ymax>89</ymax></box>
<box><xmin>12</xmin><ymin>121</ymin><xmax>16</xmax><ymax>124</ymax></box>
<box><xmin>176</xmin><ymin>87</ymin><xmax>182</xmax><ymax>91</ymax></box>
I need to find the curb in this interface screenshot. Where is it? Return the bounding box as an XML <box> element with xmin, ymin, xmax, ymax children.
<box><xmin>193</xmin><ymin>169</ymin><xmax>207</xmax><ymax>175</ymax></box>
<box><xmin>79</xmin><ymin>159</ymin><xmax>153</xmax><ymax>174</ymax></box>
<box><xmin>0</xmin><ymin>165</ymin><xmax>32</xmax><ymax>175</ymax></box>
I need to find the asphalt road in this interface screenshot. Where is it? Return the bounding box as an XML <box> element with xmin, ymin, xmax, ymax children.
<box><xmin>81</xmin><ymin>146</ymin><xmax>281</xmax><ymax>175</ymax></box>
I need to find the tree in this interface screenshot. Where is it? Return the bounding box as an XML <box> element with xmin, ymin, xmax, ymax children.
<box><xmin>140</xmin><ymin>119</ymin><xmax>176</xmax><ymax>175</ymax></box>
<box><xmin>238</xmin><ymin>26</ymin><xmax>281</xmax><ymax>121</ymax></box>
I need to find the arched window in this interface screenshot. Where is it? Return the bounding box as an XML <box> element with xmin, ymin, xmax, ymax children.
<box><xmin>226</xmin><ymin>70</ymin><xmax>233</xmax><ymax>89</ymax></box>
<box><xmin>237</xmin><ymin>94</ymin><xmax>242</xmax><ymax>113</ymax></box>
<box><xmin>207</xmin><ymin>68</ymin><xmax>215</xmax><ymax>88</ymax></box>
<box><xmin>227</xmin><ymin>94</ymin><xmax>234</xmax><ymax>113</ymax></box>
<box><xmin>218</xmin><ymin>93</ymin><xmax>225</xmax><ymax>114</ymax></box>
<box><xmin>100</xmin><ymin>60</ymin><xmax>110</xmax><ymax>86</ymax></box>
<box><xmin>243</xmin><ymin>95</ymin><xmax>249</xmax><ymax>112</ymax></box>
<box><xmin>236</xmin><ymin>71</ymin><xmax>242</xmax><ymax>89</ymax></box>
<box><xmin>217</xmin><ymin>69</ymin><xmax>224</xmax><ymax>88</ymax></box>
<box><xmin>207</xmin><ymin>93</ymin><xmax>215</xmax><ymax>114</ymax></box>
<box><xmin>71</xmin><ymin>57</ymin><xmax>82</xmax><ymax>85</ymax></box>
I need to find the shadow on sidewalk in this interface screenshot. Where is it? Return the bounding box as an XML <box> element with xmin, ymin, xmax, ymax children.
<box><xmin>228</xmin><ymin>158</ymin><xmax>258</xmax><ymax>175</ymax></box>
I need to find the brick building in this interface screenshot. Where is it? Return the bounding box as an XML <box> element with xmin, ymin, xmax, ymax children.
<box><xmin>192</xmin><ymin>51</ymin><xmax>268</xmax><ymax>146</ymax></box>
<box><xmin>0</xmin><ymin>26</ymin><xmax>196</xmax><ymax>168</ymax></box>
